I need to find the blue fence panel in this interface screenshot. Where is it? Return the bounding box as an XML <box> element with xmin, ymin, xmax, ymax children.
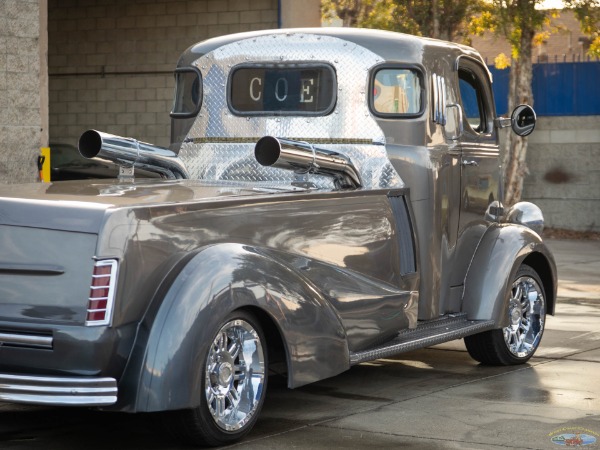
<box><xmin>489</xmin><ymin>66</ymin><xmax>509</xmax><ymax>115</ymax></box>
<box><xmin>576</xmin><ymin>63</ymin><xmax>600</xmax><ymax>115</ymax></box>
<box><xmin>534</xmin><ymin>63</ymin><xmax>574</xmax><ymax>115</ymax></box>
<box><xmin>488</xmin><ymin>62</ymin><xmax>600</xmax><ymax>116</ymax></box>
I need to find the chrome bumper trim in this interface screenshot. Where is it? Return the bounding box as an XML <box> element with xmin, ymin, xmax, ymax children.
<box><xmin>0</xmin><ymin>332</ymin><xmax>53</xmax><ymax>349</ymax></box>
<box><xmin>0</xmin><ymin>374</ymin><xmax>117</xmax><ymax>406</ymax></box>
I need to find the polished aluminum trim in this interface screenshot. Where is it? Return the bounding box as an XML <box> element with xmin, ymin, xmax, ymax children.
<box><xmin>0</xmin><ymin>332</ymin><xmax>53</xmax><ymax>349</ymax></box>
<box><xmin>0</xmin><ymin>374</ymin><xmax>117</xmax><ymax>406</ymax></box>
<box><xmin>350</xmin><ymin>315</ymin><xmax>495</xmax><ymax>364</ymax></box>
<box><xmin>255</xmin><ymin>136</ymin><xmax>362</xmax><ymax>189</ymax></box>
<box><xmin>78</xmin><ymin>129</ymin><xmax>189</xmax><ymax>179</ymax></box>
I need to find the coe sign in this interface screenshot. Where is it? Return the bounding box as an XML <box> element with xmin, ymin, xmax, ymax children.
<box><xmin>229</xmin><ymin>65</ymin><xmax>336</xmax><ymax>114</ymax></box>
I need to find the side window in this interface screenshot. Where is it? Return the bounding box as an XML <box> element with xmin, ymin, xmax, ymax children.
<box><xmin>458</xmin><ymin>68</ymin><xmax>486</xmax><ymax>133</ymax></box>
<box><xmin>170</xmin><ymin>67</ymin><xmax>202</xmax><ymax>118</ymax></box>
<box><xmin>371</xmin><ymin>68</ymin><xmax>423</xmax><ymax>116</ymax></box>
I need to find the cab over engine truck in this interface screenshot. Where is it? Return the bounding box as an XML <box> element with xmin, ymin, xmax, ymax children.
<box><xmin>0</xmin><ymin>28</ymin><xmax>555</xmax><ymax>446</ymax></box>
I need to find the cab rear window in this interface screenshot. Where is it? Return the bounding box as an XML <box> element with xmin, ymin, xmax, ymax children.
<box><xmin>371</xmin><ymin>68</ymin><xmax>423</xmax><ymax>116</ymax></box>
<box><xmin>228</xmin><ymin>63</ymin><xmax>336</xmax><ymax>115</ymax></box>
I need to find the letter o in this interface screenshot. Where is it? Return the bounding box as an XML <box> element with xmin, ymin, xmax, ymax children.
<box><xmin>275</xmin><ymin>78</ymin><xmax>288</xmax><ymax>102</ymax></box>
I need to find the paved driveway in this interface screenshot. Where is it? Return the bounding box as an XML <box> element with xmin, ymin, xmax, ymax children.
<box><xmin>1</xmin><ymin>239</ymin><xmax>599</xmax><ymax>449</ymax></box>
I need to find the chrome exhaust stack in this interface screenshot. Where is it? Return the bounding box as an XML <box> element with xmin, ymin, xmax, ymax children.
<box><xmin>78</xmin><ymin>130</ymin><xmax>189</xmax><ymax>180</ymax></box>
<box><xmin>254</xmin><ymin>136</ymin><xmax>362</xmax><ymax>189</ymax></box>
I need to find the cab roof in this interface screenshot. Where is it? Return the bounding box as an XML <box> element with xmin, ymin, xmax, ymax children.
<box><xmin>177</xmin><ymin>27</ymin><xmax>485</xmax><ymax>70</ymax></box>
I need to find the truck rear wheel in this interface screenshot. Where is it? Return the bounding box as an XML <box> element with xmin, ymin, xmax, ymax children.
<box><xmin>465</xmin><ymin>264</ymin><xmax>546</xmax><ymax>365</ymax></box>
<box><xmin>165</xmin><ymin>310</ymin><xmax>267</xmax><ymax>447</ymax></box>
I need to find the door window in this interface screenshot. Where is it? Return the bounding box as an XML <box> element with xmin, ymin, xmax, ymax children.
<box><xmin>458</xmin><ymin>68</ymin><xmax>487</xmax><ymax>133</ymax></box>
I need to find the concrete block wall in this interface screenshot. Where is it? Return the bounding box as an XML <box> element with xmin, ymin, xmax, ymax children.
<box><xmin>0</xmin><ymin>0</ymin><xmax>43</xmax><ymax>183</ymax></box>
<box><xmin>48</xmin><ymin>0</ymin><xmax>278</xmax><ymax>149</ymax></box>
<box><xmin>523</xmin><ymin>116</ymin><xmax>600</xmax><ymax>232</ymax></box>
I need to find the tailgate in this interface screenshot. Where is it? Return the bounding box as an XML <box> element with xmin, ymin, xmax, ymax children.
<box><xmin>0</xmin><ymin>225</ymin><xmax>97</xmax><ymax>325</ymax></box>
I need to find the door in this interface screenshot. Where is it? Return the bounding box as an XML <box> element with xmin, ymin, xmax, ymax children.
<box><xmin>456</xmin><ymin>58</ymin><xmax>500</xmax><ymax>235</ymax></box>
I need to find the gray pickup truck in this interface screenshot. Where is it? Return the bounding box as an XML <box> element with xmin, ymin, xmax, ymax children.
<box><xmin>0</xmin><ymin>28</ymin><xmax>555</xmax><ymax>447</ymax></box>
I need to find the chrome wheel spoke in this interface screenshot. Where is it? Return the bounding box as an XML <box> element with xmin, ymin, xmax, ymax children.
<box><xmin>215</xmin><ymin>395</ymin><xmax>227</xmax><ymax>417</ymax></box>
<box><xmin>228</xmin><ymin>340</ymin><xmax>241</xmax><ymax>360</ymax></box>
<box><xmin>227</xmin><ymin>388</ymin><xmax>238</xmax><ymax>405</ymax></box>
<box><xmin>218</xmin><ymin>331</ymin><xmax>228</xmax><ymax>352</ymax></box>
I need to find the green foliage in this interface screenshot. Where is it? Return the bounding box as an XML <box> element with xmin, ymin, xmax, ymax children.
<box><xmin>360</xmin><ymin>0</ymin><xmax>422</xmax><ymax>35</ymax></box>
<box><xmin>468</xmin><ymin>0</ymin><xmax>547</xmax><ymax>58</ymax></box>
<box><xmin>468</xmin><ymin>0</ymin><xmax>599</xmax><ymax>59</ymax></box>
<box><xmin>564</xmin><ymin>0</ymin><xmax>600</xmax><ymax>57</ymax></box>
<box><xmin>321</xmin><ymin>0</ymin><xmax>484</xmax><ymax>42</ymax></box>
<box><xmin>321</xmin><ymin>0</ymin><xmax>375</xmax><ymax>27</ymax></box>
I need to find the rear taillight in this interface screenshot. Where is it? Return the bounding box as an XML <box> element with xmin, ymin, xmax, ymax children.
<box><xmin>85</xmin><ymin>259</ymin><xmax>118</xmax><ymax>326</ymax></box>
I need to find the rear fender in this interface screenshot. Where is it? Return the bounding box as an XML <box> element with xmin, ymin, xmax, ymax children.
<box><xmin>462</xmin><ymin>224</ymin><xmax>557</xmax><ymax>327</ymax></box>
<box><xmin>130</xmin><ymin>243</ymin><xmax>348</xmax><ymax>412</ymax></box>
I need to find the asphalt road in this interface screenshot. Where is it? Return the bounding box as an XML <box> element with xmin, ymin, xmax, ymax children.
<box><xmin>1</xmin><ymin>238</ymin><xmax>599</xmax><ymax>449</ymax></box>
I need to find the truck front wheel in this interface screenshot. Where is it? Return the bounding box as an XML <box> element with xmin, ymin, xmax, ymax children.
<box><xmin>165</xmin><ymin>310</ymin><xmax>268</xmax><ymax>447</ymax></box>
<box><xmin>465</xmin><ymin>264</ymin><xmax>546</xmax><ymax>365</ymax></box>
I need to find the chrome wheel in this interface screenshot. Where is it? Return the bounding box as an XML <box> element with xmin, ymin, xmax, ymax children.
<box><xmin>503</xmin><ymin>274</ymin><xmax>545</xmax><ymax>358</ymax></box>
<box><xmin>205</xmin><ymin>318</ymin><xmax>266</xmax><ymax>432</ymax></box>
<box><xmin>464</xmin><ymin>264</ymin><xmax>548</xmax><ymax>365</ymax></box>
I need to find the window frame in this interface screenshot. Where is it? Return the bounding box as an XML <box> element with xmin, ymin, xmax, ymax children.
<box><xmin>170</xmin><ymin>66</ymin><xmax>203</xmax><ymax>119</ymax></box>
<box><xmin>455</xmin><ymin>57</ymin><xmax>495</xmax><ymax>136</ymax></box>
<box><xmin>369</xmin><ymin>64</ymin><xmax>426</xmax><ymax>119</ymax></box>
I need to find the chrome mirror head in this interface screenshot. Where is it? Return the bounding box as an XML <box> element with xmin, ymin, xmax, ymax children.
<box><xmin>511</xmin><ymin>104</ymin><xmax>536</xmax><ymax>136</ymax></box>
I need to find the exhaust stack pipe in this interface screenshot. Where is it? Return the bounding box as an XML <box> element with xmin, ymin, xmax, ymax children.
<box><xmin>254</xmin><ymin>136</ymin><xmax>361</xmax><ymax>189</ymax></box>
<box><xmin>78</xmin><ymin>130</ymin><xmax>189</xmax><ymax>179</ymax></box>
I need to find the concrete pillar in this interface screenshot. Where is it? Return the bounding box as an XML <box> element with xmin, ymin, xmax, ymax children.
<box><xmin>0</xmin><ymin>0</ymin><xmax>45</xmax><ymax>183</ymax></box>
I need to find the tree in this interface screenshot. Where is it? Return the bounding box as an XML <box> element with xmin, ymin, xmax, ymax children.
<box><xmin>471</xmin><ymin>0</ymin><xmax>599</xmax><ymax>205</ymax></box>
<box><xmin>565</xmin><ymin>0</ymin><xmax>600</xmax><ymax>57</ymax></box>
<box><xmin>322</xmin><ymin>0</ymin><xmax>481</xmax><ymax>42</ymax></box>
<box><xmin>321</xmin><ymin>0</ymin><xmax>375</xmax><ymax>27</ymax></box>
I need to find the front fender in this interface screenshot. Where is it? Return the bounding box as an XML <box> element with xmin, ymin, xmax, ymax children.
<box><xmin>128</xmin><ymin>243</ymin><xmax>348</xmax><ymax>412</ymax></box>
<box><xmin>462</xmin><ymin>224</ymin><xmax>557</xmax><ymax>327</ymax></box>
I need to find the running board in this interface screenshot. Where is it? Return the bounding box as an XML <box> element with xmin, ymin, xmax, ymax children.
<box><xmin>349</xmin><ymin>313</ymin><xmax>496</xmax><ymax>365</ymax></box>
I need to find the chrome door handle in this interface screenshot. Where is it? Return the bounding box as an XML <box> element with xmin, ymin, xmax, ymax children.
<box><xmin>462</xmin><ymin>160</ymin><xmax>479</xmax><ymax>167</ymax></box>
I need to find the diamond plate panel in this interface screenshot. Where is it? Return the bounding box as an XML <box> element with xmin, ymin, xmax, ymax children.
<box><xmin>178</xmin><ymin>32</ymin><xmax>403</xmax><ymax>189</ymax></box>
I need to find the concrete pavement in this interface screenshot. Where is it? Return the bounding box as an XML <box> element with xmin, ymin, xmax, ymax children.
<box><xmin>0</xmin><ymin>239</ymin><xmax>599</xmax><ymax>449</ymax></box>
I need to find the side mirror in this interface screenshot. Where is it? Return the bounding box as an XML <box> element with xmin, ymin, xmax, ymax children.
<box><xmin>511</xmin><ymin>104</ymin><xmax>536</xmax><ymax>136</ymax></box>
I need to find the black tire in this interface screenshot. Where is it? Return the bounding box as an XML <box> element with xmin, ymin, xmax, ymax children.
<box><xmin>465</xmin><ymin>264</ymin><xmax>546</xmax><ymax>365</ymax></box>
<box><xmin>164</xmin><ymin>310</ymin><xmax>268</xmax><ymax>447</ymax></box>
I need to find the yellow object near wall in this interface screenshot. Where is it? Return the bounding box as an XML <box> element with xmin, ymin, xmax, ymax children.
<box><xmin>39</xmin><ymin>147</ymin><xmax>51</xmax><ymax>182</ymax></box>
